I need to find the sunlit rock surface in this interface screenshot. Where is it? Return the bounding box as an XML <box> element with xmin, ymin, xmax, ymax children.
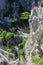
<box><xmin>24</xmin><ymin>1</ymin><xmax>43</xmax><ymax>65</ymax></box>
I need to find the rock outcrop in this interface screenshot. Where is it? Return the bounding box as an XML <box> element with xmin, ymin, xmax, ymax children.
<box><xmin>24</xmin><ymin>1</ymin><xmax>43</xmax><ymax>65</ymax></box>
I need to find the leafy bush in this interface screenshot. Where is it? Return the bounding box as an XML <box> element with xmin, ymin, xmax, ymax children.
<box><xmin>0</xmin><ymin>37</ymin><xmax>3</xmax><ymax>40</ymax></box>
<box><xmin>7</xmin><ymin>48</ymin><xmax>12</xmax><ymax>53</ymax></box>
<box><xmin>32</xmin><ymin>56</ymin><xmax>43</xmax><ymax>65</ymax></box>
<box><xmin>20</xmin><ymin>12</ymin><xmax>30</xmax><ymax>19</ymax></box>
<box><xmin>7</xmin><ymin>41</ymin><xmax>11</xmax><ymax>48</ymax></box>
<box><xmin>0</xmin><ymin>30</ymin><xmax>7</xmax><ymax>40</ymax></box>
<box><xmin>18</xmin><ymin>49</ymin><xmax>24</xmax><ymax>55</ymax></box>
<box><xmin>14</xmin><ymin>34</ymin><xmax>19</xmax><ymax>39</ymax></box>
<box><xmin>18</xmin><ymin>39</ymin><xmax>26</xmax><ymax>58</ymax></box>
<box><xmin>18</xmin><ymin>38</ymin><xmax>27</xmax><ymax>49</ymax></box>
<box><xmin>6</xmin><ymin>31</ymin><xmax>19</xmax><ymax>40</ymax></box>
<box><xmin>0</xmin><ymin>31</ymin><xmax>2</xmax><ymax>40</ymax></box>
<box><xmin>2</xmin><ymin>31</ymin><xmax>7</xmax><ymax>37</ymax></box>
<box><xmin>12</xmin><ymin>17</ymin><xmax>18</xmax><ymax>22</ymax></box>
<box><xmin>6</xmin><ymin>32</ymin><xmax>14</xmax><ymax>39</ymax></box>
<box><xmin>22</xmin><ymin>38</ymin><xmax>27</xmax><ymax>46</ymax></box>
<box><xmin>10</xmin><ymin>27</ymin><xmax>16</xmax><ymax>33</ymax></box>
<box><xmin>18</xmin><ymin>43</ymin><xmax>23</xmax><ymax>49</ymax></box>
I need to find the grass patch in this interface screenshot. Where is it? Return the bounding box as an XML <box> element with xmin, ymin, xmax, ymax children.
<box><xmin>32</xmin><ymin>56</ymin><xmax>43</xmax><ymax>65</ymax></box>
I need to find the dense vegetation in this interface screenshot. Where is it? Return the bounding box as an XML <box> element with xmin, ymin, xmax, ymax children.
<box><xmin>0</xmin><ymin>0</ymin><xmax>30</xmax><ymax>60</ymax></box>
<box><xmin>0</xmin><ymin>11</ymin><xmax>29</xmax><ymax>59</ymax></box>
<box><xmin>32</xmin><ymin>56</ymin><xmax>43</xmax><ymax>65</ymax></box>
<box><xmin>0</xmin><ymin>27</ymin><xmax>27</xmax><ymax>59</ymax></box>
<box><xmin>0</xmin><ymin>0</ymin><xmax>42</xmax><ymax>64</ymax></box>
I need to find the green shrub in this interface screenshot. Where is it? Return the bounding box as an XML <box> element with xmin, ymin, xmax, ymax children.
<box><xmin>0</xmin><ymin>37</ymin><xmax>3</xmax><ymax>40</ymax></box>
<box><xmin>14</xmin><ymin>34</ymin><xmax>19</xmax><ymax>39</ymax></box>
<box><xmin>18</xmin><ymin>38</ymin><xmax>27</xmax><ymax>48</ymax></box>
<box><xmin>32</xmin><ymin>56</ymin><xmax>43</xmax><ymax>65</ymax></box>
<box><xmin>0</xmin><ymin>30</ymin><xmax>7</xmax><ymax>40</ymax></box>
<box><xmin>12</xmin><ymin>17</ymin><xmax>18</xmax><ymax>22</ymax></box>
<box><xmin>6</xmin><ymin>32</ymin><xmax>14</xmax><ymax>39</ymax></box>
<box><xmin>10</xmin><ymin>27</ymin><xmax>16</xmax><ymax>33</ymax></box>
<box><xmin>18</xmin><ymin>49</ymin><xmax>24</xmax><ymax>55</ymax></box>
<box><xmin>22</xmin><ymin>39</ymin><xmax>27</xmax><ymax>46</ymax></box>
<box><xmin>7</xmin><ymin>48</ymin><xmax>12</xmax><ymax>53</ymax></box>
<box><xmin>0</xmin><ymin>32</ymin><xmax>2</xmax><ymax>40</ymax></box>
<box><xmin>0</xmin><ymin>29</ymin><xmax>3</xmax><ymax>32</ymax></box>
<box><xmin>2</xmin><ymin>31</ymin><xmax>7</xmax><ymax>37</ymax></box>
<box><xmin>20</xmin><ymin>12</ymin><xmax>30</xmax><ymax>19</ymax></box>
<box><xmin>18</xmin><ymin>43</ymin><xmax>23</xmax><ymax>49</ymax></box>
<box><xmin>6</xmin><ymin>32</ymin><xmax>18</xmax><ymax>39</ymax></box>
<box><xmin>7</xmin><ymin>41</ymin><xmax>11</xmax><ymax>48</ymax></box>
